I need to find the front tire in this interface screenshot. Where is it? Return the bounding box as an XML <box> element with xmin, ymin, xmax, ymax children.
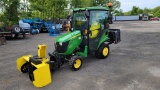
<box><xmin>70</xmin><ymin>57</ymin><xmax>82</xmax><ymax>71</ymax></box>
<box><xmin>95</xmin><ymin>44</ymin><xmax>110</xmax><ymax>59</ymax></box>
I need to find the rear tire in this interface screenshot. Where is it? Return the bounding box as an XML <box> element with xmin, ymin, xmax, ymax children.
<box><xmin>12</xmin><ymin>25</ymin><xmax>21</xmax><ymax>34</ymax></box>
<box><xmin>95</xmin><ymin>44</ymin><xmax>110</xmax><ymax>59</ymax></box>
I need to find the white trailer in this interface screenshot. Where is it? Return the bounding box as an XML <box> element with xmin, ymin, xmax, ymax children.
<box><xmin>113</xmin><ymin>15</ymin><xmax>139</xmax><ymax>21</ymax></box>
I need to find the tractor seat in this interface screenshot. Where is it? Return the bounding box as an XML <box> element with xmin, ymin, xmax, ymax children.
<box><xmin>29</xmin><ymin>57</ymin><xmax>42</xmax><ymax>65</ymax></box>
<box><xmin>89</xmin><ymin>22</ymin><xmax>100</xmax><ymax>38</ymax></box>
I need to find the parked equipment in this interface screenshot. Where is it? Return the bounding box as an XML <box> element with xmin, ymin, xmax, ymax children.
<box><xmin>22</xmin><ymin>18</ymin><xmax>45</xmax><ymax>33</ymax></box>
<box><xmin>16</xmin><ymin>5</ymin><xmax>121</xmax><ymax>88</ymax></box>
<box><xmin>48</xmin><ymin>22</ymin><xmax>61</xmax><ymax>36</ymax></box>
<box><xmin>0</xmin><ymin>18</ymin><xmax>45</xmax><ymax>38</ymax></box>
<box><xmin>0</xmin><ymin>24</ymin><xmax>30</xmax><ymax>38</ymax></box>
<box><xmin>142</xmin><ymin>14</ymin><xmax>149</xmax><ymax>21</ymax></box>
<box><xmin>22</xmin><ymin>18</ymin><xmax>61</xmax><ymax>35</ymax></box>
<box><xmin>150</xmin><ymin>17</ymin><xmax>159</xmax><ymax>21</ymax></box>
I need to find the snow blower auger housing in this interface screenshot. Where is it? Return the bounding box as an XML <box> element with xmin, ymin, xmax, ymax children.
<box><xmin>16</xmin><ymin>6</ymin><xmax>121</xmax><ymax>88</ymax></box>
<box><xmin>16</xmin><ymin>44</ymin><xmax>52</xmax><ymax>87</ymax></box>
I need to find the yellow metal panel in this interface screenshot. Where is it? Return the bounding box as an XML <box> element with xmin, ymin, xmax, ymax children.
<box><xmin>23</xmin><ymin>55</ymin><xmax>32</xmax><ymax>62</ymax></box>
<box><xmin>38</xmin><ymin>44</ymin><xmax>47</xmax><ymax>58</ymax></box>
<box><xmin>32</xmin><ymin>64</ymin><xmax>52</xmax><ymax>87</ymax></box>
<box><xmin>16</xmin><ymin>55</ymin><xmax>32</xmax><ymax>72</ymax></box>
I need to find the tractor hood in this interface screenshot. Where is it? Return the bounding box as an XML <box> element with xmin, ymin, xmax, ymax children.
<box><xmin>55</xmin><ymin>30</ymin><xmax>81</xmax><ymax>42</ymax></box>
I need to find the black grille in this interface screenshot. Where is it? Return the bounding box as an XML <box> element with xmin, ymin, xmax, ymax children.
<box><xmin>55</xmin><ymin>41</ymin><xmax>69</xmax><ymax>53</ymax></box>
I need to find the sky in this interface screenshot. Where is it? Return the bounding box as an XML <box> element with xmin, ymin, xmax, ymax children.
<box><xmin>118</xmin><ymin>0</ymin><xmax>160</xmax><ymax>12</ymax></box>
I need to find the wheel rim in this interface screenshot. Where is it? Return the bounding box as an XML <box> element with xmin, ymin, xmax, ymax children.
<box><xmin>15</xmin><ymin>27</ymin><xmax>20</xmax><ymax>32</ymax></box>
<box><xmin>74</xmin><ymin>59</ymin><xmax>81</xmax><ymax>69</ymax></box>
<box><xmin>102</xmin><ymin>47</ymin><xmax>109</xmax><ymax>56</ymax></box>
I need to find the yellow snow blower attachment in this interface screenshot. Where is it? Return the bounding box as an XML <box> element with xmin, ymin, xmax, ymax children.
<box><xmin>16</xmin><ymin>44</ymin><xmax>52</xmax><ymax>87</ymax></box>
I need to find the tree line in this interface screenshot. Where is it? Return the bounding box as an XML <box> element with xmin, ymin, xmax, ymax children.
<box><xmin>0</xmin><ymin>0</ymin><xmax>120</xmax><ymax>27</ymax></box>
<box><xmin>115</xmin><ymin>6</ymin><xmax>160</xmax><ymax>18</ymax></box>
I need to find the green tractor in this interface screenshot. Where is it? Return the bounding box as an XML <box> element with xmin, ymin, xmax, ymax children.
<box><xmin>16</xmin><ymin>6</ymin><xmax>121</xmax><ymax>87</ymax></box>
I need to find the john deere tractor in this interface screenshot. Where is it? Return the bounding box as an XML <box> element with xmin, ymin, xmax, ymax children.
<box><xmin>16</xmin><ymin>6</ymin><xmax>121</xmax><ymax>87</ymax></box>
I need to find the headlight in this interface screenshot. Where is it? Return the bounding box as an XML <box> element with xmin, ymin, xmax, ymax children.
<box><xmin>59</xmin><ymin>42</ymin><xmax>62</xmax><ymax>46</ymax></box>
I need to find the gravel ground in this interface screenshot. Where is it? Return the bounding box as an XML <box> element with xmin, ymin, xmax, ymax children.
<box><xmin>0</xmin><ymin>21</ymin><xmax>160</xmax><ymax>90</ymax></box>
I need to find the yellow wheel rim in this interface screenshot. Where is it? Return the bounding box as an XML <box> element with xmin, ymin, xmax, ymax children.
<box><xmin>74</xmin><ymin>59</ymin><xmax>81</xmax><ymax>69</ymax></box>
<box><xmin>102</xmin><ymin>47</ymin><xmax>109</xmax><ymax>56</ymax></box>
